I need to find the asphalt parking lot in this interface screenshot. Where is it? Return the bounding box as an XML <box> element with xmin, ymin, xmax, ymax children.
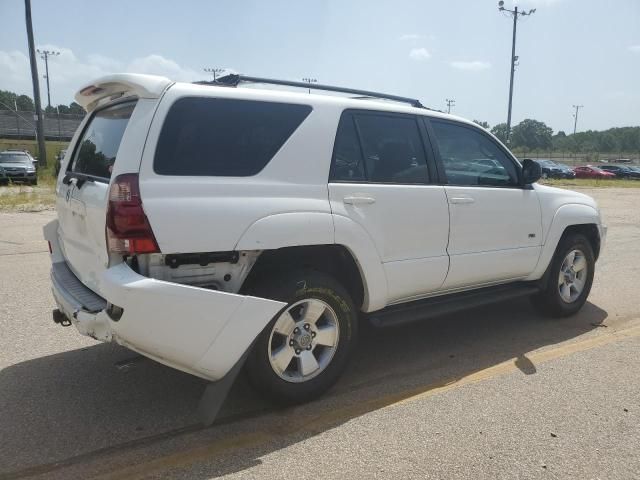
<box><xmin>1</xmin><ymin>187</ymin><xmax>639</xmax><ymax>480</ymax></box>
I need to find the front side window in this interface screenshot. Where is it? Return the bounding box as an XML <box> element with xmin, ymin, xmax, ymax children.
<box><xmin>71</xmin><ymin>101</ymin><xmax>136</xmax><ymax>179</ymax></box>
<box><xmin>431</xmin><ymin>120</ymin><xmax>519</xmax><ymax>187</ymax></box>
<box><xmin>330</xmin><ymin>112</ymin><xmax>429</xmax><ymax>184</ymax></box>
<box><xmin>154</xmin><ymin>97</ymin><xmax>312</xmax><ymax>176</ymax></box>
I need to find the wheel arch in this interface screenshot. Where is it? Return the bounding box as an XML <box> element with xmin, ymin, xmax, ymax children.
<box><xmin>241</xmin><ymin>243</ymin><xmax>385</xmax><ymax>313</ymax></box>
<box><xmin>236</xmin><ymin>212</ymin><xmax>388</xmax><ymax>312</ymax></box>
<box><xmin>527</xmin><ymin>203</ymin><xmax>602</xmax><ymax>282</ymax></box>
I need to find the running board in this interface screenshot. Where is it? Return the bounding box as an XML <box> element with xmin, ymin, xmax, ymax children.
<box><xmin>368</xmin><ymin>283</ymin><xmax>540</xmax><ymax>328</ymax></box>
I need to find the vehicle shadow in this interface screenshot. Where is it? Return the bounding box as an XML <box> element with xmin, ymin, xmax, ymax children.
<box><xmin>0</xmin><ymin>298</ymin><xmax>608</xmax><ymax>478</ymax></box>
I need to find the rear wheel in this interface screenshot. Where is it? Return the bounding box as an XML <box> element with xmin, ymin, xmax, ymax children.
<box><xmin>245</xmin><ymin>270</ymin><xmax>357</xmax><ymax>405</ymax></box>
<box><xmin>532</xmin><ymin>233</ymin><xmax>595</xmax><ymax>317</ymax></box>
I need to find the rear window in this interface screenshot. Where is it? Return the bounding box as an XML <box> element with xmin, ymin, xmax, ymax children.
<box><xmin>70</xmin><ymin>101</ymin><xmax>136</xmax><ymax>180</ymax></box>
<box><xmin>154</xmin><ymin>97</ymin><xmax>312</xmax><ymax>176</ymax></box>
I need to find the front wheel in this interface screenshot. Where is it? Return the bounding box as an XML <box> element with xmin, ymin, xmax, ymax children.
<box><xmin>244</xmin><ymin>270</ymin><xmax>358</xmax><ymax>405</ymax></box>
<box><xmin>532</xmin><ymin>233</ymin><xmax>595</xmax><ymax>317</ymax></box>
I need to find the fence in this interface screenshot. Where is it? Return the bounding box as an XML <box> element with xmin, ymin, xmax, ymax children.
<box><xmin>0</xmin><ymin>110</ymin><xmax>84</xmax><ymax>141</ymax></box>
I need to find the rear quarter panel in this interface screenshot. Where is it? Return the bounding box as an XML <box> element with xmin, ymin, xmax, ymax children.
<box><xmin>138</xmin><ymin>84</ymin><xmax>339</xmax><ymax>254</ymax></box>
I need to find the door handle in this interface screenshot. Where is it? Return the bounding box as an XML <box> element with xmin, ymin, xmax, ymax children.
<box><xmin>449</xmin><ymin>196</ymin><xmax>475</xmax><ymax>204</ymax></box>
<box><xmin>343</xmin><ymin>195</ymin><xmax>376</xmax><ymax>205</ymax></box>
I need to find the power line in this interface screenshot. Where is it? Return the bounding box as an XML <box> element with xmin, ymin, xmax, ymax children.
<box><xmin>37</xmin><ymin>49</ymin><xmax>59</xmax><ymax>108</ymax></box>
<box><xmin>445</xmin><ymin>98</ymin><xmax>455</xmax><ymax>114</ymax></box>
<box><xmin>572</xmin><ymin>105</ymin><xmax>584</xmax><ymax>135</ymax></box>
<box><xmin>497</xmin><ymin>1</ymin><xmax>536</xmax><ymax>144</ymax></box>
<box><xmin>203</xmin><ymin>67</ymin><xmax>224</xmax><ymax>82</ymax></box>
<box><xmin>302</xmin><ymin>77</ymin><xmax>317</xmax><ymax>94</ymax></box>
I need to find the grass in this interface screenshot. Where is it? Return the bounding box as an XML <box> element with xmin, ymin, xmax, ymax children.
<box><xmin>540</xmin><ymin>178</ymin><xmax>640</xmax><ymax>188</ymax></box>
<box><xmin>0</xmin><ymin>181</ymin><xmax>56</xmax><ymax>212</ymax></box>
<box><xmin>0</xmin><ymin>138</ymin><xmax>69</xmax><ymax>168</ymax></box>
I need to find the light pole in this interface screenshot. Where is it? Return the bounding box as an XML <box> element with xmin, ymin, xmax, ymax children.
<box><xmin>37</xmin><ymin>49</ymin><xmax>59</xmax><ymax>109</ymax></box>
<box><xmin>445</xmin><ymin>98</ymin><xmax>455</xmax><ymax>114</ymax></box>
<box><xmin>572</xmin><ymin>105</ymin><xmax>584</xmax><ymax>135</ymax></box>
<box><xmin>302</xmin><ymin>77</ymin><xmax>317</xmax><ymax>94</ymax></box>
<box><xmin>498</xmin><ymin>1</ymin><xmax>536</xmax><ymax>143</ymax></box>
<box><xmin>204</xmin><ymin>67</ymin><xmax>224</xmax><ymax>82</ymax></box>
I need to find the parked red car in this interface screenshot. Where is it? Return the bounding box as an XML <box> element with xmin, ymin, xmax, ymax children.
<box><xmin>573</xmin><ymin>165</ymin><xmax>616</xmax><ymax>179</ymax></box>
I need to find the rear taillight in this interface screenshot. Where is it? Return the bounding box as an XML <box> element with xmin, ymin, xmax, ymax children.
<box><xmin>106</xmin><ymin>173</ymin><xmax>160</xmax><ymax>254</ymax></box>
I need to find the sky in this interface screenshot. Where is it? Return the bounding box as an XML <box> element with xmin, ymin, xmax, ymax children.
<box><xmin>1</xmin><ymin>0</ymin><xmax>639</xmax><ymax>133</ymax></box>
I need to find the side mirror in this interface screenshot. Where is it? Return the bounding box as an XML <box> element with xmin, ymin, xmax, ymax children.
<box><xmin>521</xmin><ymin>158</ymin><xmax>542</xmax><ymax>185</ymax></box>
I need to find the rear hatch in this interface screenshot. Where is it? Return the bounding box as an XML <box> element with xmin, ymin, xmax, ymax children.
<box><xmin>56</xmin><ymin>101</ymin><xmax>137</xmax><ymax>291</ymax></box>
<box><xmin>56</xmin><ymin>74</ymin><xmax>171</xmax><ymax>293</ymax></box>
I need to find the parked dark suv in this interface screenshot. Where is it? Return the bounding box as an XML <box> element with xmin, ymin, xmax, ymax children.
<box><xmin>600</xmin><ymin>165</ymin><xmax>640</xmax><ymax>179</ymax></box>
<box><xmin>532</xmin><ymin>159</ymin><xmax>575</xmax><ymax>179</ymax></box>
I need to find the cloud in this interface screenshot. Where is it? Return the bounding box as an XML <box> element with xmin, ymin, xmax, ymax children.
<box><xmin>127</xmin><ymin>54</ymin><xmax>200</xmax><ymax>81</ymax></box>
<box><xmin>0</xmin><ymin>45</ymin><xmax>200</xmax><ymax>105</ymax></box>
<box><xmin>449</xmin><ymin>60</ymin><xmax>491</xmax><ymax>71</ymax></box>
<box><xmin>501</xmin><ymin>0</ymin><xmax>562</xmax><ymax>5</ymax></box>
<box><xmin>400</xmin><ymin>33</ymin><xmax>424</xmax><ymax>41</ymax></box>
<box><xmin>628</xmin><ymin>45</ymin><xmax>640</xmax><ymax>53</ymax></box>
<box><xmin>409</xmin><ymin>48</ymin><xmax>431</xmax><ymax>61</ymax></box>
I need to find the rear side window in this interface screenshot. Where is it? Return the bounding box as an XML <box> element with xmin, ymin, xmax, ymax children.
<box><xmin>154</xmin><ymin>97</ymin><xmax>312</xmax><ymax>176</ymax></box>
<box><xmin>330</xmin><ymin>112</ymin><xmax>429</xmax><ymax>184</ymax></box>
<box><xmin>330</xmin><ymin>115</ymin><xmax>366</xmax><ymax>181</ymax></box>
<box><xmin>71</xmin><ymin>101</ymin><xmax>136</xmax><ymax>179</ymax></box>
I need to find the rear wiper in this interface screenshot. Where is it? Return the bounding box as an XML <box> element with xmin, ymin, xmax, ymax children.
<box><xmin>62</xmin><ymin>171</ymin><xmax>96</xmax><ymax>189</ymax></box>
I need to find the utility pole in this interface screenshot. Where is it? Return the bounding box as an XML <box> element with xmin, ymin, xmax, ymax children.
<box><xmin>25</xmin><ymin>0</ymin><xmax>47</xmax><ymax>166</ymax></box>
<box><xmin>498</xmin><ymin>1</ymin><xmax>536</xmax><ymax>144</ymax></box>
<box><xmin>204</xmin><ymin>67</ymin><xmax>224</xmax><ymax>82</ymax></box>
<box><xmin>37</xmin><ymin>49</ymin><xmax>59</xmax><ymax>108</ymax></box>
<box><xmin>572</xmin><ymin>105</ymin><xmax>584</xmax><ymax>135</ymax></box>
<box><xmin>445</xmin><ymin>98</ymin><xmax>455</xmax><ymax>114</ymax></box>
<box><xmin>302</xmin><ymin>77</ymin><xmax>317</xmax><ymax>94</ymax></box>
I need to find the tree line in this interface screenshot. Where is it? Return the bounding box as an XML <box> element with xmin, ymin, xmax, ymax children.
<box><xmin>475</xmin><ymin>119</ymin><xmax>640</xmax><ymax>154</ymax></box>
<box><xmin>0</xmin><ymin>89</ymin><xmax>84</xmax><ymax>115</ymax></box>
<box><xmin>1</xmin><ymin>88</ymin><xmax>637</xmax><ymax>153</ymax></box>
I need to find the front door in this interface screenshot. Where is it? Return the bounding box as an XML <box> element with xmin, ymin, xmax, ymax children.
<box><xmin>328</xmin><ymin>111</ymin><xmax>450</xmax><ymax>304</ymax></box>
<box><xmin>427</xmin><ymin>119</ymin><xmax>542</xmax><ymax>289</ymax></box>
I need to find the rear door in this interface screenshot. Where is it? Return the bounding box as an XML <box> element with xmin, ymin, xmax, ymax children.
<box><xmin>426</xmin><ymin>118</ymin><xmax>542</xmax><ymax>289</ymax></box>
<box><xmin>56</xmin><ymin>101</ymin><xmax>137</xmax><ymax>291</ymax></box>
<box><xmin>328</xmin><ymin>110</ymin><xmax>450</xmax><ymax>304</ymax></box>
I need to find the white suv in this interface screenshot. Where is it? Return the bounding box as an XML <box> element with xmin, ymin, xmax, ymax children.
<box><xmin>45</xmin><ymin>73</ymin><xmax>606</xmax><ymax>409</ymax></box>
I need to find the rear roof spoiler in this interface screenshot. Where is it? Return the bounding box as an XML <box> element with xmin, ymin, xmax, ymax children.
<box><xmin>75</xmin><ymin>74</ymin><xmax>173</xmax><ymax>112</ymax></box>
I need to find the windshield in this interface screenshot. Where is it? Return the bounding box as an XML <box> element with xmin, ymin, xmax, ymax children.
<box><xmin>0</xmin><ymin>154</ymin><xmax>31</xmax><ymax>164</ymax></box>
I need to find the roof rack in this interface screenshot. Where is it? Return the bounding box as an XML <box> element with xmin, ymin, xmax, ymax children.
<box><xmin>195</xmin><ymin>74</ymin><xmax>426</xmax><ymax>109</ymax></box>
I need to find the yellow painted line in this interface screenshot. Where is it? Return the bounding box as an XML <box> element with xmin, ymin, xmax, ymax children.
<box><xmin>84</xmin><ymin>324</ymin><xmax>640</xmax><ymax>480</ymax></box>
<box><xmin>389</xmin><ymin>323</ymin><xmax>640</xmax><ymax>409</ymax></box>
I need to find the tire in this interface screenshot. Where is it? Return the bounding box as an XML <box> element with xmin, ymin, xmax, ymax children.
<box><xmin>244</xmin><ymin>269</ymin><xmax>358</xmax><ymax>405</ymax></box>
<box><xmin>31</xmin><ymin>178</ymin><xmax>38</xmax><ymax>186</ymax></box>
<box><xmin>532</xmin><ymin>233</ymin><xmax>595</xmax><ymax>317</ymax></box>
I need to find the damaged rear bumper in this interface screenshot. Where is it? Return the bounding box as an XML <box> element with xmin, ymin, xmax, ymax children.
<box><xmin>44</xmin><ymin>220</ymin><xmax>286</xmax><ymax>381</ymax></box>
